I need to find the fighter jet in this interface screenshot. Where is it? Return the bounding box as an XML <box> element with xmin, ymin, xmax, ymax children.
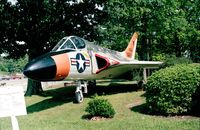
<box><xmin>23</xmin><ymin>32</ymin><xmax>162</xmax><ymax>102</ymax></box>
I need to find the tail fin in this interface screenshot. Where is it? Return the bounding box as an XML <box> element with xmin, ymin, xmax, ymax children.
<box><xmin>123</xmin><ymin>32</ymin><xmax>139</xmax><ymax>60</ymax></box>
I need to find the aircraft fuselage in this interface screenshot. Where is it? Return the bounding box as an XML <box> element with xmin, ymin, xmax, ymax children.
<box><xmin>23</xmin><ymin>41</ymin><xmax>126</xmax><ymax>81</ymax></box>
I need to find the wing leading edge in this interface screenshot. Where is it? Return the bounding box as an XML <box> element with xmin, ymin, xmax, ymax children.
<box><xmin>119</xmin><ymin>60</ymin><xmax>163</xmax><ymax>69</ymax></box>
<box><xmin>93</xmin><ymin>60</ymin><xmax>162</xmax><ymax>79</ymax></box>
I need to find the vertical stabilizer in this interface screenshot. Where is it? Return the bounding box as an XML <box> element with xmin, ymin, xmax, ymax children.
<box><xmin>122</xmin><ymin>32</ymin><xmax>139</xmax><ymax>60</ymax></box>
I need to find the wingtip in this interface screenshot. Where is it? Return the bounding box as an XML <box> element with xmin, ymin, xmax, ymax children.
<box><xmin>123</xmin><ymin>32</ymin><xmax>139</xmax><ymax>60</ymax></box>
<box><xmin>133</xmin><ymin>32</ymin><xmax>139</xmax><ymax>38</ymax></box>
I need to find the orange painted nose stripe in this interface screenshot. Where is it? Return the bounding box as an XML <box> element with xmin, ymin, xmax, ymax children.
<box><xmin>52</xmin><ymin>53</ymin><xmax>70</xmax><ymax>80</ymax></box>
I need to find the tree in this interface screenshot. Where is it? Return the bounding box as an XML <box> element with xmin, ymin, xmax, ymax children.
<box><xmin>99</xmin><ymin>0</ymin><xmax>168</xmax><ymax>60</ymax></box>
<box><xmin>100</xmin><ymin>0</ymin><xmax>199</xmax><ymax>61</ymax></box>
<box><xmin>0</xmin><ymin>0</ymin><xmax>106</xmax><ymax>96</ymax></box>
<box><xmin>183</xmin><ymin>0</ymin><xmax>200</xmax><ymax>62</ymax></box>
<box><xmin>0</xmin><ymin>55</ymin><xmax>28</xmax><ymax>73</ymax></box>
<box><xmin>0</xmin><ymin>0</ymin><xmax>15</xmax><ymax>55</ymax></box>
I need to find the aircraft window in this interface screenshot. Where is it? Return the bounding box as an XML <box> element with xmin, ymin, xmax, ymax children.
<box><xmin>52</xmin><ymin>38</ymin><xmax>66</xmax><ymax>51</ymax></box>
<box><xmin>71</xmin><ymin>37</ymin><xmax>85</xmax><ymax>49</ymax></box>
<box><xmin>60</xmin><ymin>40</ymin><xmax>75</xmax><ymax>50</ymax></box>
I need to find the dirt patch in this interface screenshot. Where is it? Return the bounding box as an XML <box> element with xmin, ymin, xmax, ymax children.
<box><xmin>82</xmin><ymin>115</ymin><xmax>112</xmax><ymax>121</ymax></box>
<box><xmin>154</xmin><ymin>115</ymin><xmax>200</xmax><ymax>120</ymax></box>
<box><xmin>126</xmin><ymin>97</ymin><xmax>144</xmax><ymax>108</ymax></box>
<box><xmin>90</xmin><ymin>116</ymin><xmax>108</xmax><ymax>121</ymax></box>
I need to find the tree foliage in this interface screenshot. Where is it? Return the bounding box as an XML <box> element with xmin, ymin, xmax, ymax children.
<box><xmin>0</xmin><ymin>0</ymin><xmax>106</xmax><ymax>96</ymax></box>
<box><xmin>0</xmin><ymin>55</ymin><xmax>28</xmax><ymax>73</ymax></box>
<box><xmin>0</xmin><ymin>0</ymin><xmax>199</xmax><ymax>95</ymax></box>
<box><xmin>100</xmin><ymin>0</ymin><xmax>199</xmax><ymax>61</ymax></box>
<box><xmin>1</xmin><ymin>0</ymin><xmax>106</xmax><ymax>59</ymax></box>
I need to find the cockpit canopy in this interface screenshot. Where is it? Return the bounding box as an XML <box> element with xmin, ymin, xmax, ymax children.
<box><xmin>52</xmin><ymin>36</ymin><xmax>86</xmax><ymax>52</ymax></box>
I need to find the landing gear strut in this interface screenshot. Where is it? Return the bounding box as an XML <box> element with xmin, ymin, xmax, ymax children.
<box><xmin>75</xmin><ymin>80</ymin><xmax>88</xmax><ymax>103</ymax></box>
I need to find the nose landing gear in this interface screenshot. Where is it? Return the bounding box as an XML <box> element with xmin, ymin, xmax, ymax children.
<box><xmin>75</xmin><ymin>80</ymin><xmax>88</xmax><ymax>103</ymax></box>
<box><xmin>75</xmin><ymin>80</ymin><xmax>96</xmax><ymax>103</ymax></box>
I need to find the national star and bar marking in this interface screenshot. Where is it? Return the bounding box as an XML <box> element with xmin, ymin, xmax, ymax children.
<box><xmin>71</xmin><ymin>53</ymin><xmax>90</xmax><ymax>73</ymax></box>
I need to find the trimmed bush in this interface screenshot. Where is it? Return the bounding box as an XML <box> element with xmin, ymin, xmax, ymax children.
<box><xmin>145</xmin><ymin>64</ymin><xmax>200</xmax><ymax>116</ymax></box>
<box><xmin>191</xmin><ymin>65</ymin><xmax>200</xmax><ymax>116</ymax></box>
<box><xmin>85</xmin><ymin>96</ymin><xmax>116</xmax><ymax>118</ymax></box>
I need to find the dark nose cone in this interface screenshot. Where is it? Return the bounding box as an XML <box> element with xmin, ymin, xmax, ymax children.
<box><xmin>23</xmin><ymin>55</ymin><xmax>56</xmax><ymax>81</ymax></box>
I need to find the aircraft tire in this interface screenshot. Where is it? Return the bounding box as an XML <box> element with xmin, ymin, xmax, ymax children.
<box><xmin>87</xmin><ymin>80</ymin><xmax>96</xmax><ymax>93</ymax></box>
<box><xmin>137</xmin><ymin>80</ymin><xmax>144</xmax><ymax>91</ymax></box>
<box><xmin>75</xmin><ymin>91</ymin><xmax>83</xmax><ymax>103</ymax></box>
<box><xmin>88</xmin><ymin>80</ymin><xmax>96</xmax><ymax>88</ymax></box>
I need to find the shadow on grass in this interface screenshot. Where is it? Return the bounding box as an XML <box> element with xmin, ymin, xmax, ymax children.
<box><xmin>130</xmin><ymin>103</ymin><xmax>148</xmax><ymax>114</ymax></box>
<box><xmin>27</xmin><ymin>81</ymin><xmax>140</xmax><ymax>114</ymax></box>
<box><xmin>131</xmin><ymin>103</ymin><xmax>200</xmax><ymax>118</ymax></box>
<box><xmin>27</xmin><ymin>86</ymin><xmax>76</xmax><ymax>113</ymax></box>
<box><xmin>88</xmin><ymin>82</ymin><xmax>140</xmax><ymax>96</ymax></box>
<box><xmin>81</xmin><ymin>114</ymin><xmax>93</xmax><ymax>120</ymax></box>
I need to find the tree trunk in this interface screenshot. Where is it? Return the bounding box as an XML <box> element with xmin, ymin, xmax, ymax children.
<box><xmin>140</xmin><ymin>13</ymin><xmax>149</xmax><ymax>61</ymax></box>
<box><xmin>174</xmin><ymin>32</ymin><xmax>182</xmax><ymax>57</ymax></box>
<box><xmin>25</xmin><ymin>79</ymin><xmax>43</xmax><ymax>96</ymax></box>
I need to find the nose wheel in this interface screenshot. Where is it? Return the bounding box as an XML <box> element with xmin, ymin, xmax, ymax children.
<box><xmin>75</xmin><ymin>91</ymin><xmax>83</xmax><ymax>103</ymax></box>
<box><xmin>75</xmin><ymin>80</ymin><xmax>88</xmax><ymax>103</ymax></box>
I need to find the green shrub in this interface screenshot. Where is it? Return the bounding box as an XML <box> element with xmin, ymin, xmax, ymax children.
<box><xmin>191</xmin><ymin>64</ymin><xmax>200</xmax><ymax>116</ymax></box>
<box><xmin>0</xmin><ymin>56</ymin><xmax>28</xmax><ymax>73</ymax></box>
<box><xmin>85</xmin><ymin>96</ymin><xmax>116</xmax><ymax>118</ymax></box>
<box><xmin>152</xmin><ymin>53</ymin><xmax>166</xmax><ymax>61</ymax></box>
<box><xmin>145</xmin><ymin>64</ymin><xmax>200</xmax><ymax>116</ymax></box>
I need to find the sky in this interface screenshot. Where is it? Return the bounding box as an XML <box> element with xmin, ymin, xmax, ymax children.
<box><xmin>7</xmin><ymin>0</ymin><xmax>84</xmax><ymax>5</ymax></box>
<box><xmin>8</xmin><ymin>0</ymin><xmax>17</xmax><ymax>5</ymax></box>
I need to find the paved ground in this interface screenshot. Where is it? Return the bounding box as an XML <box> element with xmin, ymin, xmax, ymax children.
<box><xmin>0</xmin><ymin>78</ymin><xmax>28</xmax><ymax>90</ymax></box>
<box><xmin>0</xmin><ymin>78</ymin><xmax>71</xmax><ymax>92</ymax></box>
<box><xmin>0</xmin><ymin>78</ymin><xmax>139</xmax><ymax>94</ymax></box>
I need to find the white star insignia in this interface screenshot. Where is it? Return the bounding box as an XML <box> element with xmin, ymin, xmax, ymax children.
<box><xmin>77</xmin><ymin>55</ymin><xmax>85</xmax><ymax>70</ymax></box>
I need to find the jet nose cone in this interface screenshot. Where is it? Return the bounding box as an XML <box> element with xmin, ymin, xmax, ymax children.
<box><xmin>23</xmin><ymin>55</ymin><xmax>56</xmax><ymax>81</ymax></box>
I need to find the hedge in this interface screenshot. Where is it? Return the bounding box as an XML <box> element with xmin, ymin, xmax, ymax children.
<box><xmin>145</xmin><ymin>64</ymin><xmax>200</xmax><ymax>116</ymax></box>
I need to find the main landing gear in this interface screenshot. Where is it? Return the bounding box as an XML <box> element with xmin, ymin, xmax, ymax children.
<box><xmin>75</xmin><ymin>80</ymin><xmax>96</xmax><ymax>103</ymax></box>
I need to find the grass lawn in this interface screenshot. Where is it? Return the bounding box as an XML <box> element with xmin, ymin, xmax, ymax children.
<box><xmin>0</xmin><ymin>71</ymin><xmax>9</xmax><ymax>76</ymax></box>
<box><xmin>0</xmin><ymin>82</ymin><xmax>199</xmax><ymax>130</ymax></box>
